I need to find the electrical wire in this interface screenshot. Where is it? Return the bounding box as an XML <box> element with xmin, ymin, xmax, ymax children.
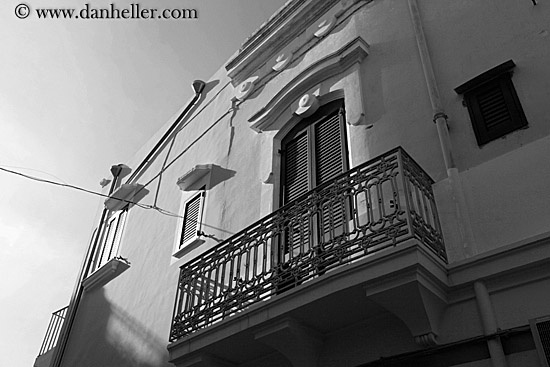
<box><xmin>126</xmin><ymin>81</ymin><xmax>236</xmax><ymax>200</ymax></box>
<box><xmin>0</xmin><ymin>165</ymin><xmax>233</xmax><ymax>234</ymax></box>
<box><xmin>123</xmin><ymin>80</ymin><xmax>232</xmax><ymax>187</ymax></box>
<box><xmin>0</xmin><ymin>84</ymin><xmax>239</xmax><ymax>232</ymax></box>
<box><xmin>0</xmin><ymin>165</ymin><xmax>183</xmax><ymax>220</ymax></box>
<box><xmin>0</xmin><ymin>164</ymin><xmax>69</xmax><ymax>184</ymax></box>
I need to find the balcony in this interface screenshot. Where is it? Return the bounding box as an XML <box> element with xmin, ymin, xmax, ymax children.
<box><xmin>169</xmin><ymin>147</ymin><xmax>448</xmax><ymax>365</ymax></box>
<box><xmin>34</xmin><ymin>306</ymin><xmax>68</xmax><ymax>367</ymax></box>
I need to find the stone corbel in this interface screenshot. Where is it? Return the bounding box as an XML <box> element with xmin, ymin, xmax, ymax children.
<box><xmin>365</xmin><ymin>267</ymin><xmax>448</xmax><ymax>348</ymax></box>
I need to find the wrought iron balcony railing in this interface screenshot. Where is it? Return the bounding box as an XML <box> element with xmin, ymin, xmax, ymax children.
<box><xmin>38</xmin><ymin>305</ymin><xmax>68</xmax><ymax>357</ymax></box>
<box><xmin>170</xmin><ymin>147</ymin><xmax>446</xmax><ymax>342</ymax></box>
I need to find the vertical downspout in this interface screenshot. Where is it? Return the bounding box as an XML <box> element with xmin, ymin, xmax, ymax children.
<box><xmin>474</xmin><ymin>281</ymin><xmax>509</xmax><ymax>367</ymax></box>
<box><xmin>50</xmin><ymin>80</ymin><xmax>206</xmax><ymax>367</ymax></box>
<box><xmin>407</xmin><ymin>0</ymin><xmax>453</xmax><ymax>170</ymax></box>
<box><xmin>407</xmin><ymin>3</ymin><xmax>503</xmax><ymax>365</ymax></box>
<box><xmin>50</xmin><ymin>166</ymin><xmax>122</xmax><ymax>367</ymax></box>
<box><xmin>407</xmin><ymin>0</ymin><xmax>477</xmax><ymax>259</ymax></box>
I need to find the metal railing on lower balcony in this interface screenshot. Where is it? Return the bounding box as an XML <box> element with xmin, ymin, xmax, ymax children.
<box><xmin>170</xmin><ymin>147</ymin><xmax>446</xmax><ymax>341</ymax></box>
<box><xmin>38</xmin><ymin>305</ymin><xmax>68</xmax><ymax>357</ymax></box>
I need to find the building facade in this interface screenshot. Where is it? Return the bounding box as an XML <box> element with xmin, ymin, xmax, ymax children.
<box><xmin>35</xmin><ymin>1</ymin><xmax>550</xmax><ymax>367</ymax></box>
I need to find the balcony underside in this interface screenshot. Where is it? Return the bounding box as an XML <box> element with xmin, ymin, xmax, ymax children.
<box><xmin>168</xmin><ymin>240</ymin><xmax>448</xmax><ymax>367</ymax></box>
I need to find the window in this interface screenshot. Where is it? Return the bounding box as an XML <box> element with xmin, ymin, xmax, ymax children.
<box><xmin>455</xmin><ymin>60</ymin><xmax>528</xmax><ymax>146</ymax></box>
<box><xmin>281</xmin><ymin>99</ymin><xmax>348</xmax><ymax>205</ymax></box>
<box><xmin>279</xmin><ymin>99</ymin><xmax>349</xmax><ymax>268</ymax></box>
<box><xmin>178</xmin><ymin>187</ymin><xmax>206</xmax><ymax>251</ymax></box>
<box><xmin>90</xmin><ymin>208</ymin><xmax>127</xmax><ymax>273</ymax></box>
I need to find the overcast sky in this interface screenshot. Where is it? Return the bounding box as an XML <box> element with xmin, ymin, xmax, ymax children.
<box><xmin>0</xmin><ymin>1</ymin><xmax>288</xmax><ymax>366</ymax></box>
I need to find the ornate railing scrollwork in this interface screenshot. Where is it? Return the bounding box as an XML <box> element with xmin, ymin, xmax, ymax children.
<box><xmin>170</xmin><ymin>147</ymin><xmax>446</xmax><ymax>342</ymax></box>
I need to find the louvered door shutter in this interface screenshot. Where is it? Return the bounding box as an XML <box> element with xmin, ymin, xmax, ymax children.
<box><xmin>282</xmin><ymin>130</ymin><xmax>309</xmax><ymax>204</ymax></box>
<box><xmin>281</xmin><ymin>130</ymin><xmax>311</xmax><ymax>259</ymax></box>
<box><xmin>314</xmin><ymin>108</ymin><xmax>347</xmax><ymax>244</ymax></box>
<box><xmin>314</xmin><ymin>109</ymin><xmax>345</xmax><ymax>185</ymax></box>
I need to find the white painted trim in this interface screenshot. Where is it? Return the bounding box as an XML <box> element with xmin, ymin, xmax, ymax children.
<box><xmin>172</xmin><ymin>184</ymin><xmax>209</xmax><ymax>259</ymax></box>
<box><xmin>82</xmin><ymin>257</ymin><xmax>130</xmax><ymax>292</ymax></box>
<box><xmin>248</xmin><ymin>37</ymin><xmax>369</xmax><ymax>133</ymax></box>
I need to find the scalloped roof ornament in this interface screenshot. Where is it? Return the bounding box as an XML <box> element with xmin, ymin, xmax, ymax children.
<box><xmin>234</xmin><ymin>76</ymin><xmax>260</xmax><ymax>101</ymax></box>
<box><xmin>314</xmin><ymin>15</ymin><xmax>337</xmax><ymax>38</ymax></box>
<box><xmin>272</xmin><ymin>52</ymin><xmax>293</xmax><ymax>72</ymax></box>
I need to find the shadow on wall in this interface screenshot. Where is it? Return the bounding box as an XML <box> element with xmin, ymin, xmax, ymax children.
<box><xmin>209</xmin><ymin>164</ymin><xmax>236</xmax><ymax>189</ymax></box>
<box><xmin>61</xmin><ymin>288</ymin><xmax>173</xmax><ymax>367</ymax></box>
<box><xmin>201</xmin><ymin>79</ymin><xmax>220</xmax><ymax>97</ymax></box>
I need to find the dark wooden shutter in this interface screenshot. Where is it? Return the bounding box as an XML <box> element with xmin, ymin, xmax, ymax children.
<box><xmin>455</xmin><ymin>61</ymin><xmax>528</xmax><ymax>146</ymax></box>
<box><xmin>476</xmin><ymin>83</ymin><xmax>510</xmax><ymax>129</ymax></box>
<box><xmin>280</xmin><ymin>101</ymin><xmax>348</xmax><ymax>260</ymax></box>
<box><xmin>314</xmin><ymin>109</ymin><xmax>347</xmax><ymax>245</ymax></box>
<box><xmin>314</xmin><ymin>109</ymin><xmax>345</xmax><ymax>185</ymax></box>
<box><xmin>468</xmin><ymin>76</ymin><xmax>525</xmax><ymax>145</ymax></box>
<box><xmin>282</xmin><ymin>130</ymin><xmax>309</xmax><ymax>203</ymax></box>
<box><xmin>181</xmin><ymin>193</ymin><xmax>202</xmax><ymax>246</ymax></box>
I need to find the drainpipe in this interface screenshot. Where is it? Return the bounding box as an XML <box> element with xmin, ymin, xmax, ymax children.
<box><xmin>474</xmin><ymin>281</ymin><xmax>509</xmax><ymax>367</ymax></box>
<box><xmin>407</xmin><ymin>0</ymin><xmax>454</xmax><ymax>171</ymax></box>
<box><xmin>50</xmin><ymin>165</ymin><xmax>123</xmax><ymax>367</ymax></box>
<box><xmin>50</xmin><ymin>79</ymin><xmax>206</xmax><ymax>367</ymax></box>
<box><xmin>407</xmin><ymin>0</ymin><xmax>477</xmax><ymax>259</ymax></box>
<box><xmin>124</xmin><ymin>80</ymin><xmax>206</xmax><ymax>185</ymax></box>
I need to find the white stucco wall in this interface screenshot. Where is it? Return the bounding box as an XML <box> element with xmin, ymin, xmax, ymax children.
<box><xmin>59</xmin><ymin>1</ymin><xmax>550</xmax><ymax>366</ymax></box>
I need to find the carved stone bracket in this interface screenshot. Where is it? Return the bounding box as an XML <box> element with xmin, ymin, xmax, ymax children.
<box><xmin>365</xmin><ymin>266</ymin><xmax>448</xmax><ymax>348</ymax></box>
<box><xmin>415</xmin><ymin>332</ymin><xmax>438</xmax><ymax>347</ymax></box>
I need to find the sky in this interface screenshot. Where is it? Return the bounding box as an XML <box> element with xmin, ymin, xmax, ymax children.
<box><xmin>0</xmin><ymin>1</ymin><xmax>288</xmax><ymax>366</ymax></box>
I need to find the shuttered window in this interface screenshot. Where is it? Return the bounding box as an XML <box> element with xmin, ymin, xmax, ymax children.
<box><xmin>280</xmin><ymin>99</ymin><xmax>348</xmax><ymax>262</ymax></box>
<box><xmin>455</xmin><ymin>60</ymin><xmax>528</xmax><ymax>146</ymax></box>
<box><xmin>180</xmin><ymin>189</ymin><xmax>205</xmax><ymax>248</ymax></box>
<box><xmin>281</xmin><ymin>99</ymin><xmax>348</xmax><ymax>205</ymax></box>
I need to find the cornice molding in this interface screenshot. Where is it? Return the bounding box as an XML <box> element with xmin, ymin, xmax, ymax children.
<box><xmin>225</xmin><ymin>0</ymin><xmax>372</xmax><ymax>86</ymax></box>
<box><xmin>248</xmin><ymin>37</ymin><xmax>369</xmax><ymax>132</ymax></box>
<box><xmin>225</xmin><ymin>0</ymin><xmax>336</xmax><ymax>78</ymax></box>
